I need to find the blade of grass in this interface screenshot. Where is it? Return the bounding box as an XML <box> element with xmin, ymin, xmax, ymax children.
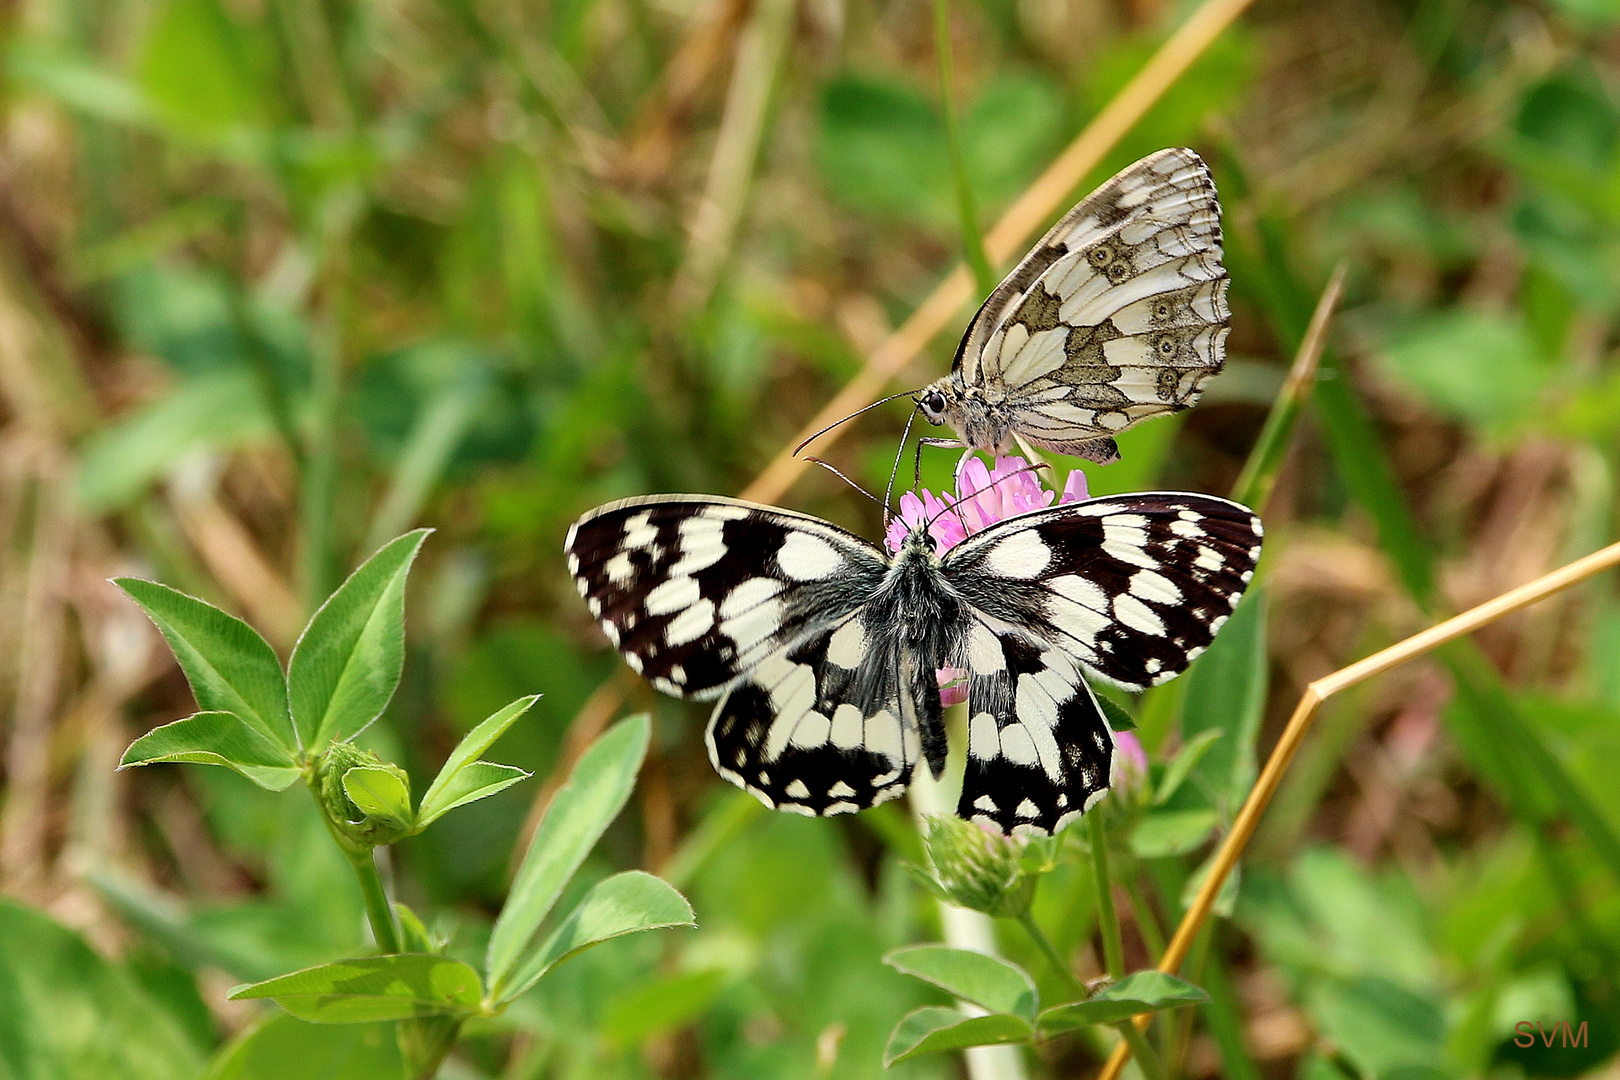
<box><xmin>932</xmin><ymin>0</ymin><xmax>994</xmax><ymax>296</ymax></box>
<box><xmin>1229</xmin><ymin>261</ymin><xmax>1345</xmax><ymax>511</ymax></box>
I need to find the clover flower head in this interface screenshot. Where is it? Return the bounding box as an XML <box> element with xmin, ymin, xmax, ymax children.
<box><xmin>884</xmin><ymin>489</ymin><xmax>966</xmax><ymax>554</ymax></box>
<box><xmin>1112</xmin><ymin>729</ymin><xmax>1149</xmax><ymax>791</ymax></box>
<box><xmin>884</xmin><ymin>455</ymin><xmax>1090</xmax><ymax>555</ymax></box>
<box><xmin>912</xmin><ymin>813</ymin><xmax>1038</xmax><ymax>917</ymax></box>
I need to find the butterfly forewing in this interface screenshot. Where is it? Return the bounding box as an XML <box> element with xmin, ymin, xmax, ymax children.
<box><xmin>943</xmin><ymin>493</ymin><xmax>1263</xmax><ymax>692</ymax></box>
<box><xmin>565</xmin><ymin>496</ymin><xmax>886</xmax><ymax>700</ymax></box>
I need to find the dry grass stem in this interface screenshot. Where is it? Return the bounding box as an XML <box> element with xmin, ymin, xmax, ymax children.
<box><xmin>1095</xmin><ymin>537</ymin><xmax>1620</xmax><ymax>1080</ymax></box>
<box><xmin>671</xmin><ymin>0</ymin><xmax>797</xmax><ymax>311</ymax></box>
<box><xmin>0</xmin><ymin>454</ymin><xmax>73</xmax><ymax>894</ymax></box>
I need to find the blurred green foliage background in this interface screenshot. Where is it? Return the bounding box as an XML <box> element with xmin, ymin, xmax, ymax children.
<box><xmin>0</xmin><ymin>0</ymin><xmax>1619</xmax><ymax>1076</ymax></box>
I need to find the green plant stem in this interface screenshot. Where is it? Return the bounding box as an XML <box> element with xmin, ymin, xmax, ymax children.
<box><xmin>1088</xmin><ymin>813</ymin><xmax>1125</xmax><ymax>980</ymax></box>
<box><xmin>932</xmin><ymin>0</ymin><xmax>995</xmax><ymax>296</ymax></box>
<box><xmin>299</xmin><ymin>333</ymin><xmax>340</xmax><ymax>613</ymax></box>
<box><xmin>1016</xmin><ymin>911</ymin><xmax>1084</xmax><ymax>1001</ymax></box>
<box><xmin>1088</xmin><ymin>813</ymin><xmax>1166</xmax><ymax>1080</ymax></box>
<box><xmin>1122</xmin><ymin>869</ymin><xmax>1166</xmax><ymax>962</ymax></box>
<box><xmin>344</xmin><ymin>846</ymin><xmax>403</xmax><ymax>954</ymax></box>
<box><xmin>1118</xmin><ymin>1020</ymin><xmax>1167</xmax><ymax>1080</ymax></box>
<box><xmin>312</xmin><ymin>777</ymin><xmax>403</xmax><ymax>953</ymax></box>
<box><xmin>400</xmin><ymin>1014</ymin><xmax>463</xmax><ymax>1080</ymax></box>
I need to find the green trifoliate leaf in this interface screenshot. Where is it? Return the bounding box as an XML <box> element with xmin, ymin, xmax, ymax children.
<box><xmin>120</xmin><ymin>711</ymin><xmax>299</xmax><ymax>790</ymax></box>
<box><xmin>227</xmin><ymin>955</ymin><xmax>483</xmax><ymax>1024</ymax></box>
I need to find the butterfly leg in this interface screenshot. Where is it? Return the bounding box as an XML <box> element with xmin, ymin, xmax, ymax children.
<box><xmin>908</xmin><ymin>437</ymin><xmax>970</xmax><ymax>493</ymax></box>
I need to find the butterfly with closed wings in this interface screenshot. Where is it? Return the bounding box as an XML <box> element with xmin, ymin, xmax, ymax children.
<box><xmin>912</xmin><ymin>147</ymin><xmax>1228</xmax><ymax>465</ymax></box>
<box><xmin>565</xmin><ymin>484</ymin><xmax>1261</xmax><ymax>836</ymax></box>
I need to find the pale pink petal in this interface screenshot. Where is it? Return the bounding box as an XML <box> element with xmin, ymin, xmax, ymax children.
<box><xmin>936</xmin><ymin>666</ymin><xmax>969</xmax><ymax>706</ymax></box>
<box><xmin>1113</xmin><ymin>730</ymin><xmax>1148</xmax><ymax>790</ymax></box>
<box><xmin>1061</xmin><ymin>469</ymin><xmax>1090</xmax><ymax>504</ymax></box>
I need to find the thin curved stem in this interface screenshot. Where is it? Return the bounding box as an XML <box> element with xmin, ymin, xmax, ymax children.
<box><xmin>1016</xmin><ymin>911</ymin><xmax>1083</xmax><ymax>1001</ymax></box>
<box><xmin>345</xmin><ymin>847</ymin><xmax>403</xmax><ymax>954</ymax></box>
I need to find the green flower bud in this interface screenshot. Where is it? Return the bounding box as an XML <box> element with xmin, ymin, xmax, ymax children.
<box><xmin>911</xmin><ymin>815</ymin><xmax>1041</xmax><ymax>919</ymax></box>
<box><xmin>316</xmin><ymin>743</ymin><xmax>414</xmax><ymax>850</ymax></box>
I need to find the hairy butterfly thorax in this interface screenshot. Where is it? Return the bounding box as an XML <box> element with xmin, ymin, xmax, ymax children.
<box><xmin>566</xmin><ymin>488</ymin><xmax>1261</xmax><ymax>837</ymax></box>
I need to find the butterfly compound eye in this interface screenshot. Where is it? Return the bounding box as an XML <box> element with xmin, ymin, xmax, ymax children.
<box><xmin>919</xmin><ymin>390</ymin><xmax>947</xmax><ymax>422</ymax></box>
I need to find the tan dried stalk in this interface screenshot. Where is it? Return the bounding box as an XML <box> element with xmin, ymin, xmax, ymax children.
<box><xmin>520</xmin><ymin>0</ymin><xmax>1263</xmax><ymax>848</ymax></box>
<box><xmin>1094</xmin><ymin>538</ymin><xmax>1620</xmax><ymax>1080</ymax></box>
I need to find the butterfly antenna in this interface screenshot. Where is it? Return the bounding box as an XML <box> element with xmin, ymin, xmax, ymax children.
<box><xmin>792</xmin><ymin>389</ymin><xmax>921</xmax><ymax>457</ymax></box>
<box><xmin>805</xmin><ymin>457</ymin><xmax>883</xmax><ymax>507</ymax></box>
<box><xmin>923</xmin><ymin>461</ymin><xmax>1052</xmax><ymax>531</ymax></box>
<box><xmin>881</xmin><ymin>408</ymin><xmax>919</xmax><ymax>528</ymax></box>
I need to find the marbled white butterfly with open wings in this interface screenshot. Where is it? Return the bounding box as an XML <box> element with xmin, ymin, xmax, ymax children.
<box><xmin>915</xmin><ymin>147</ymin><xmax>1228</xmax><ymax>465</ymax></box>
<box><xmin>565</xmin><ymin>490</ymin><xmax>1261</xmax><ymax>836</ymax></box>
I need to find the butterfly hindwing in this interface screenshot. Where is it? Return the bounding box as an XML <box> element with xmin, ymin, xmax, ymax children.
<box><xmin>565</xmin><ymin>496</ymin><xmax>887</xmax><ymax>700</ymax></box>
<box><xmin>706</xmin><ymin>613</ymin><xmax>920</xmax><ymax>815</ymax></box>
<box><xmin>955</xmin><ymin>616</ymin><xmax>1114</xmax><ymax>836</ymax></box>
<box><xmin>943</xmin><ymin>492</ymin><xmax>1262</xmax><ymax>692</ymax></box>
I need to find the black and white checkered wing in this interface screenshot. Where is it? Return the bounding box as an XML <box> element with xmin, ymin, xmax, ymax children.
<box><xmin>566</xmin><ymin>495</ymin><xmax>886</xmax><ymax>699</ymax></box>
<box><xmin>566</xmin><ymin>495</ymin><xmax>918</xmax><ymax>814</ymax></box>
<box><xmin>707</xmin><ymin>619</ymin><xmax>922</xmax><ymax>816</ymax></box>
<box><xmin>956</xmin><ymin>148</ymin><xmax>1228</xmax><ymax>458</ymax></box>
<box><xmin>940</xmin><ymin>492</ymin><xmax>1262</xmax><ymax>835</ymax></box>
<box><xmin>952</xmin><ymin>613</ymin><xmax>1116</xmax><ymax>836</ymax></box>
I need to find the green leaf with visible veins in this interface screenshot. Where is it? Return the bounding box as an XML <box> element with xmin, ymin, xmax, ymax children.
<box><xmin>498</xmin><ymin>871</ymin><xmax>694</xmax><ymax>1003</ymax></box>
<box><xmin>120</xmin><ymin>712</ymin><xmax>299</xmax><ymax>790</ymax></box>
<box><xmin>228</xmin><ymin>955</ymin><xmax>483</xmax><ymax>1024</ymax></box>
<box><xmin>116</xmin><ymin>578</ymin><xmax>294</xmax><ymax>753</ymax></box>
<box><xmin>288</xmin><ymin>530</ymin><xmax>428</xmax><ymax>749</ymax></box>
<box><xmin>417</xmin><ymin>695</ymin><xmax>538</xmax><ymax>825</ymax></box>
<box><xmin>486</xmin><ymin>714</ymin><xmax>650</xmax><ymax>996</ymax></box>
<box><xmin>884</xmin><ymin>945</ymin><xmax>1038</xmax><ymax>1022</ymax></box>
<box><xmin>883</xmin><ymin>1008</ymin><xmax>1033</xmax><ymax>1066</ymax></box>
<box><xmin>1037</xmin><ymin>972</ymin><xmax>1209</xmax><ymax>1034</ymax></box>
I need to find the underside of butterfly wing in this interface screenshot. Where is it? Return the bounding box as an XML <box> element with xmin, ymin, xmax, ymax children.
<box><xmin>930</xmin><ymin>148</ymin><xmax>1229</xmax><ymax>457</ymax></box>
